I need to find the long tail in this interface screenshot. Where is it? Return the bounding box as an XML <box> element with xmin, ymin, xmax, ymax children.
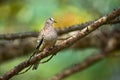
<box><xmin>32</xmin><ymin>38</ymin><xmax>44</xmax><ymax>70</ymax></box>
<box><xmin>17</xmin><ymin>50</ymin><xmax>39</xmax><ymax>74</ymax></box>
<box><xmin>30</xmin><ymin>49</ymin><xmax>40</xmax><ymax>70</ymax></box>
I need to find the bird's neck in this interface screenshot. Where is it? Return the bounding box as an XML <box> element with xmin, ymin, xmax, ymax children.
<box><xmin>44</xmin><ymin>23</ymin><xmax>53</xmax><ymax>29</ymax></box>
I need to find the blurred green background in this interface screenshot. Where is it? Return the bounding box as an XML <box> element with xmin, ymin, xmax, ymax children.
<box><xmin>0</xmin><ymin>0</ymin><xmax>120</xmax><ymax>80</ymax></box>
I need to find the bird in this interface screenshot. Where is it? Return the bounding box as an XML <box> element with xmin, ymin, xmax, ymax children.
<box><xmin>32</xmin><ymin>17</ymin><xmax>58</xmax><ymax>70</ymax></box>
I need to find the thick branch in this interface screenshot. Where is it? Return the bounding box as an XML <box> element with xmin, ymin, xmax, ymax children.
<box><xmin>51</xmin><ymin>25</ymin><xmax>120</xmax><ymax>80</ymax></box>
<box><xmin>0</xmin><ymin>8</ymin><xmax>120</xmax><ymax>80</ymax></box>
<box><xmin>50</xmin><ymin>35</ymin><xmax>119</xmax><ymax>80</ymax></box>
<box><xmin>0</xmin><ymin>29</ymin><xmax>120</xmax><ymax>63</ymax></box>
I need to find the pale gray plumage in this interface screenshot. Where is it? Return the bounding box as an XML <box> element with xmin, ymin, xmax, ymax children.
<box><xmin>32</xmin><ymin>18</ymin><xmax>57</xmax><ymax>70</ymax></box>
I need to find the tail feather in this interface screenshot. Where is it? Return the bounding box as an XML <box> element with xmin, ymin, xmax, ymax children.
<box><xmin>32</xmin><ymin>37</ymin><xmax>44</xmax><ymax>70</ymax></box>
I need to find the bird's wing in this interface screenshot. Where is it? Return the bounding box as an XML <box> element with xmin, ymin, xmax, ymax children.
<box><xmin>30</xmin><ymin>35</ymin><xmax>44</xmax><ymax>58</ymax></box>
<box><xmin>35</xmin><ymin>36</ymin><xmax>44</xmax><ymax>49</ymax></box>
<box><xmin>35</xmin><ymin>30</ymin><xmax>44</xmax><ymax>49</ymax></box>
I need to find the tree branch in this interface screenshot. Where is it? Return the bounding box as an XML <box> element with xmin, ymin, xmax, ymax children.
<box><xmin>0</xmin><ymin>32</ymin><xmax>38</xmax><ymax>40</ymax></box>
<box><xmin>50</xmin><ymin>49</ymin><xmax>114</xmax><ymax>80</ymax></box>
<box><xmin>0</xmin><ymin>29</ymin><xmax>120</xmax><ymax>63</ymax></box>
<box><xmin>0</xmin><ymin>17</ymin><xmax>120</xmax><ymax>40</ymax></box>
<box><xmin>50</xmin><ymin>34</ymin><xmax>119</xmax><ymax>80</ymax></box>
<box><xmin>0</xmin><ymin>8</ymin><xmax>120</xmax><ymax>80</ymax></box>
<box><xmin>0</xmin><ymin>38</ymin><xmax>36</xmax><ymax>63</ymax></box>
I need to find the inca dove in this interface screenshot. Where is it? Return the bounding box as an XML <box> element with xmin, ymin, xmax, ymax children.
<box><xmin>32</xmin><ymin>18</ymin><xmax>58</xmax><ymax>70</ymax></box>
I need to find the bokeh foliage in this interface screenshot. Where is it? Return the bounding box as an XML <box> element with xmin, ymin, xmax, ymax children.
<box><xmin>0</xmin><ymin>0</ymin><xmax>120</xmax><ymax>80</ymax></box>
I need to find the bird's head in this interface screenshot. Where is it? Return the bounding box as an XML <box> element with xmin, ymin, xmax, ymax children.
<box><xmin>46</xmin><ymin>18</ymin><xmax>57</xmax><ymax>25</ymax></box>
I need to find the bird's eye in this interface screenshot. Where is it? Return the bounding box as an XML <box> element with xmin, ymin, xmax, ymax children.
<box><xmin>49</xmin><ymin>18</ymin><xmax>54</xmax><ymax>21</ymax></box>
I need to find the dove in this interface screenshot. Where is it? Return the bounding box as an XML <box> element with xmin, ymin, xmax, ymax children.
<box><xmin>32</xmin><ymin>18</ymin><xmax>58</xmax><ymax>70</ymax></box>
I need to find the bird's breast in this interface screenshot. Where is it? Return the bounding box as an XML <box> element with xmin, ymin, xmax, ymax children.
<box><xmin>44</xmin><ymin>28</ymin><xmax>57</xmax><ymax>42</ymax></box>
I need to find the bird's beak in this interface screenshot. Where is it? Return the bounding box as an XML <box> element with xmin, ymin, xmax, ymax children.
<box><xmin>54</xmin><ymin>20</ymin><xmax>57</xmax><ymax>23</ymax></box>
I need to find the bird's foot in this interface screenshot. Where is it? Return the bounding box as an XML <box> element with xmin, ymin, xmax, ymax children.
<box><xmin>41</xmin><ymin>54</ymin><xmax>54</xmax><ymax>63</ymax></box>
